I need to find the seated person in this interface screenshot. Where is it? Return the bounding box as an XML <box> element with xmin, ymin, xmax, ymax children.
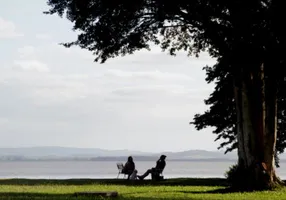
<box><xmin>137</xmin><ymin>155</ymin><xmax>166</xmax><ymax>180</ymax></box>
<box><xmin>122</xmin><ymin>156</ymin><xmax>135</xmax><ymax>179</ymax></box>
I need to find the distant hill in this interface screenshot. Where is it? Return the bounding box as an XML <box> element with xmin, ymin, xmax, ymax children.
<box><xmin>159</xmin><ymin>149</ymin><xmax>236</xmax><ymax>159</ymax></box>
<box><xmin>0</xmin><ymin>146</ymin><xmax>150</xmax><ymax>158</ymax></box>
<box><xmin>0</xmin><ymin>146</ymin><xmax>238</xmax><ymax>161</ymax></box>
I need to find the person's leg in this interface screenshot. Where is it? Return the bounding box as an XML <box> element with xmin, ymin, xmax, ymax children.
<box><xmin>138</xmin><ymin>169</ymin><xmax>152</xmax><ymax>180</ymax></box>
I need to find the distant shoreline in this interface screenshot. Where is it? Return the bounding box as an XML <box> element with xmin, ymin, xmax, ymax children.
<box><xmin>1</xmin><ymin>158</ymin><xmax>285</xmax><ymax>162</ymax></box>
<box><xmin>0</xmin><ymin>159</ymin><xmax>237</xmax><ymax>162</ymax></box>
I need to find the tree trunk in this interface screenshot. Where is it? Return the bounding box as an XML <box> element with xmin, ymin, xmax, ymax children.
<box><xmin>264</xmin><ymin>64</ymin><xmax>284</xmax><ymax>186</ymax></box>
<box><xmin>232</xmin><ymin>63</ymin><xmax>284</xmax><ymax>190</ymax></box>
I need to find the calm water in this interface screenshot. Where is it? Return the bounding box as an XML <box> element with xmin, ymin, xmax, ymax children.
<box><xmin>1</xmin><ymin>160</ymin><xmax>286</xmax><ymax>179</ymax></box>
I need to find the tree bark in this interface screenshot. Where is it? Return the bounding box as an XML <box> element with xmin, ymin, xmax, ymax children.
<box><xmin>264</xmin><ymin>64</ymin><xmax>284</xmax><ymax>186</ymax></box>
<box><xmin>234</xmin><ymin>76</ymin><xmax>246</xmax><ymax>166</ymax></box>
<box><xmin>232</xmin><ymin>63</ymin><xmax>284</xmax><ymax>190</ymax></box>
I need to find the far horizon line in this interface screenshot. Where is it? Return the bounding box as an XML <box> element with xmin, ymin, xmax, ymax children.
<box><xmin>0</xmin><ymin>145</ymin><xmax>231</xmax><ymax>153</ymax></box>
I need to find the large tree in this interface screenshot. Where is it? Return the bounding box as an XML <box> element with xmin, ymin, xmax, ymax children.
<box><xmin>192</xmin><ymin>61</ymin><xmax>286</xmax><ymax>168</ymax></box>
<box><xmin>45</xmin><ymin>0</ymin><xmax>286</xmax><ymax>190</ymax></box>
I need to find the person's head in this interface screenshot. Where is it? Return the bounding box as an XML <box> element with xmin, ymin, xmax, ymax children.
<box><xmin>160</xmin><ymin>155</ymin><xmax>167</xmax><ymax>160</ymax></box>
<box><xmin>127</xmin><ymin>156</ymin><xmax>133</xmax><ymax>162</ymax></box>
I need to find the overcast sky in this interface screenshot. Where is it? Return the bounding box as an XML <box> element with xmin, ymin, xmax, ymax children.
<box><xmin>0</xmin><ymin>0</ymin><xmax>220</xmax><ymax>153</ymax></box>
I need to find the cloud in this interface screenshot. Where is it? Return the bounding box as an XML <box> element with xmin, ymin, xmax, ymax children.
<box><xmin>6</xmin><ymin>43</ymin><xmax>214</xmax><ymax>106</ymax></box>
<box><xmin>13</xmin><ymin>60</ymin><xmax>49</xmax><ymax>72</ymax></box>
<box><xmin>0</xmin><ymin>2</ymin><xmax>221</xmax><ymax>152</ymax></box>
<box><xmin>0</xmin><ymin>40</ymin><xmax>216</xmax><ymax>151</ymax></box>
<box><xmin>18</xmin><ymin>46</ymin><xmax>36</xmax><ymax>59</ymax></box>
<box><xmin>3</xmin><ymin>43</ymin><xmax>215</xmax><ymax>108</ymax></box>
<box><xmin>0</xmin><ymin>17</ymin><xmax>23</xmax><ymax>39</ymax></box>
<box><xmin>12</xmin><ymin>46</ymin><xmax>49</xmax><ymax>72</ymax></box>
<box><xmin>102</xmin><ymin>69</ymin><xmax>194</xmax><ymax>82</ymax></box>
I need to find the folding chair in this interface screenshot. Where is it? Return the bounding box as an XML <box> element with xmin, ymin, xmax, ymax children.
<box><xmin>116</xmin><ymin>163</ymin><xmax>127</xmax><ymax>179</ymax></box>
<box><xmin>151</xmin><ymin>168</ymin><xmax>165</xmax><ymax>181</ymax></box>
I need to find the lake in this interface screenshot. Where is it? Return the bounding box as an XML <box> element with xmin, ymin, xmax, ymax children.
<box><xmin>1</xmin><ymin>160</ymin><xmax>286</xmax><ymax>179</ymax></box>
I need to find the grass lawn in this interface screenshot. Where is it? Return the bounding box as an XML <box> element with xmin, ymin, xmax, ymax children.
<box><xmin>0</xmin><ymin>178</ymin><xmax>285</xmax><ymax>200</ymax></box>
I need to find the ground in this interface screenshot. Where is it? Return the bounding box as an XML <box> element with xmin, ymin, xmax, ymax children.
<box><xmin>0</xmin><ymin>178</ymin><xmax>285</xmax><ymax>200</ymax></box>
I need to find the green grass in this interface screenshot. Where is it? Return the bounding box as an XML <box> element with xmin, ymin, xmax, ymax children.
<box><xmin>0</xmin><ymin>178</ymin><xmax>285</xmax><ymax>200</ymax></box>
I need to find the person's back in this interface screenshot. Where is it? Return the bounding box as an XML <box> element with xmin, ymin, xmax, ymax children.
<box><xmin>125</xmin><ymin>160</ymin><xmax>135</xmax><ymax>172</ymax></box>
<box><xmin>155</xmin><ymin>158</ymin><xmax>165</xmax><ymax>171</ymax></box>
<box><xmin>155</xmin><ymin>155</ymin><xmax>166</xmax><ymax>173</ymax></box>
<box><xmin>122</xmin><ymin>156</ymin><xmax>135</xmax><ymax>175</ymax></box>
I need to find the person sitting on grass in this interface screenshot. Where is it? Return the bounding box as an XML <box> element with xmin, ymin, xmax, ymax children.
<box><xmin>122</xmin><ymin>156</ymin><xmax>135</xmax><ymax>179</ymax></box>
<box><xmin>137</xmin><ymin>155</ymin><xmax>166</xmax><ymax>180</ymax></box>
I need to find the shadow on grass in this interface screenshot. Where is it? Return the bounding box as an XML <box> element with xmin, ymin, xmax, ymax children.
<box><xmin>0</xmin><ymin>193</ymin><xmax>74</xmax><ymax>200</ymax></box>
<box><xmin>0</xmin><ymin>178</ymin><xmax>229</xmax><ymax>187</ymax></box>
<box><xmin>0</xmin><ymin>192</ymin><xmax>208</xmax><ymax>200</ymax></box>
<box><xmin>178</xmin><ymin>187</ymin><xmax>237</xmax><ymax>194</ymax></box>
<box><xmin>178</xmin><ymin>185</ymin><xmax>286</xmax><ymax>194</ymax></box>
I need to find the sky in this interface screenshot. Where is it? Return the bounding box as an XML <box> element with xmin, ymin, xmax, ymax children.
<box><xmin>0</xmin><ymin>0</ymin><xmax>220</xmax><ymax>153</ymax></box>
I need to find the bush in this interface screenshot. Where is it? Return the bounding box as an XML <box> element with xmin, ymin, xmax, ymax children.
<box><xmin>225</xmin><ymin>163</ymin><xmax>275</xmax><ymax>191</ymax></box>
<box><xmin>224</xmin><ymin>164</ymin><xmax>245</xmax><ymax>187</ymax></box>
